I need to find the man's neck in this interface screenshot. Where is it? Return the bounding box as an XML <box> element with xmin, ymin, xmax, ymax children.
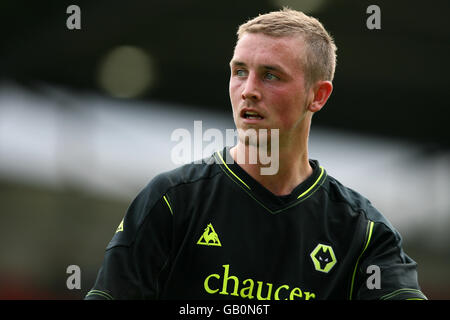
<box><xmin>230</xmin><ymin>143</ymin><xmax>313</xmax><ymax>196</ymax></box>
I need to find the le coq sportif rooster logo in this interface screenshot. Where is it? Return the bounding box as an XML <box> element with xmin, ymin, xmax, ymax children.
<box><xmin>197</xmin><ymin>223</ymin><xmax>222</xmax><ymax>247</ymax></box>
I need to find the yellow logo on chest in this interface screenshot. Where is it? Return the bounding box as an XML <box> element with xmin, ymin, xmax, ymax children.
<box><xmin>197</xmin><ymin>223</ymin><xmax>222</xmax><ymax>247</ymax></box>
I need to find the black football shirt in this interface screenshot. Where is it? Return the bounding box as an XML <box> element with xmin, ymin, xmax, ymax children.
<box><xmin>85</xmin><ymin>147</ymin><xmax>426</xmax><ymax>300</ymax></box>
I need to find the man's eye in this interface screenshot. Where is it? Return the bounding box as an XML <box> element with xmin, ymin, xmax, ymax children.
<box><xmin>264</xmin><ymin>72</ymin><xmax>279</xmax><ymax>81</ymax></box>
<box><xmin>236</xmin><ymin>69</ymin><xmax>247</xmax><ymax>77</ymax></box>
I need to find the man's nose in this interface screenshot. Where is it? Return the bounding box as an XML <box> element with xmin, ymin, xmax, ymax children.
<box><xmin>241</xmin><ymin>73</ymin><xmax>261</xmax><ymax>101</ymax></box>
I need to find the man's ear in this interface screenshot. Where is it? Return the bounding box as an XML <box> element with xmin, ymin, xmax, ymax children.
<box><xmin>308</xmin><ymin>80</ymin><xmax>333</xmax><ymax>113</ymax></box>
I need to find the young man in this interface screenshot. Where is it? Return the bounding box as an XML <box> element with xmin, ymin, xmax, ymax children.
<box><xmin>86</xmin><ymin>9</ymin><xmax>426</xmax><ymax>300</ymax></box>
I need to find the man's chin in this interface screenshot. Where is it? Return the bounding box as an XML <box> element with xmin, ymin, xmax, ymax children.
<box><xmin>237</xmin><ymin>129</ymin><xmax>273</xmax><ymax>148</ymax></box>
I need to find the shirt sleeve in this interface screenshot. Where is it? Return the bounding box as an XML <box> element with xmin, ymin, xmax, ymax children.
<box><xmin>85</xmin><ymin>184</ymin><xmax>173</xmax><ymax>300</ymax></box>
<box><xmin>352</xmin><ymin>220</ymin><xmax>427</xmax><ymax>300</ymax></box>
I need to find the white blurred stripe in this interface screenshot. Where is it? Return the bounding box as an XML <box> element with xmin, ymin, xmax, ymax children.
<box><xmin>0</xmin><ymin>81</ymin><xmax>449</xmax><ymax>241</ymax></box>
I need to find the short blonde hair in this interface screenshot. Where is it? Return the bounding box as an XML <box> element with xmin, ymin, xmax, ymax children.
<box><xmin>237</xmin><ymin>8</ymin><xmax>337</xmax><ymax>87</ymax></box>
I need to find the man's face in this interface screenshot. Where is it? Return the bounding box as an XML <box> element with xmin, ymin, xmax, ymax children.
<box><xmin>229</xmin><ymin>32</ymin><xmax>312</xmax><ymax>147</ymax></box>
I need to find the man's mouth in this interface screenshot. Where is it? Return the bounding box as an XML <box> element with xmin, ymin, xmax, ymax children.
<box><xmin>241</xmin><ymin>110</ymin><xmax>264</xmax><ymax>120</ymax></box>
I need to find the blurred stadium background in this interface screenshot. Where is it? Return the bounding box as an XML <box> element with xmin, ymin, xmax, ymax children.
<box><xmin>0</xmin><ymin>0</ymin><xmax>449</xmax><ymax>299</ymax></box>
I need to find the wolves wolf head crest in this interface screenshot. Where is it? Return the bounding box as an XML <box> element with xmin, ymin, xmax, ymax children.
<box><xmin>310</xmin><ymin>243</ymin><xmax>337</xmax><ymax>273</ymax></box>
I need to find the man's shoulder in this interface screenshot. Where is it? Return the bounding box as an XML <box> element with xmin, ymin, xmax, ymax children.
<box><xmin>107</xmin><ymin>154</ymin><xmax>222</xmax><ymax>248</ymax></box>
<box><xmin>145</xmin><ymin>153</ymin><xmax>222</xmax><ymax>195</ymax></box>
<box><xmin>322</xmin><ymin>174</ymin><xmax>391</xmax><ymax>226</ymax></box>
